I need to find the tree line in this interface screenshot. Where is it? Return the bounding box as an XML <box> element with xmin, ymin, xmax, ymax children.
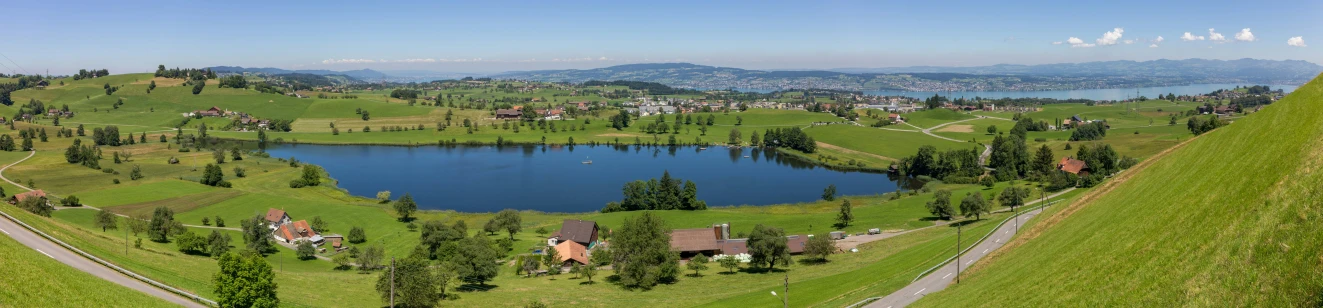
<box><xmin>603</xmin><ymin>171</ymin><xmax>708</xmax><ymax>212</ymax></box>
<box><xmin>72</xmin><ymin>69</ymin><xmax>110</xmax><ymax>80</ymax></box>
<box><xmin>762</xmin><ymin>127</ymin><xmax>816</xmax><ymax>153</ymax></box>
<box><xmin>155</xmin><ymin>65</ymin><xmax>216</xmax><ymax>80</ymax></box>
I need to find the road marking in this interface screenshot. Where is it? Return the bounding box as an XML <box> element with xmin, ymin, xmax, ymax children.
<box><xmin>35</xmin><ymin>248</ymin><xmax>54</xmax><ymax>259</ymax></box>
<box><xmin>966</xmin><ymin>260</ymin><xmax>973</xmax><ymax>265</ymax></box>
<box><xmin>942</xmin><ymin>273</ymin><xmax>952</xmax><ymax>279</ymax></box>
<box><xmin>983</xmin><ymin>248</ymin><xmax>989</xmax><ymax>254</ymax></box>
<box><xmin>0</xmin><ymin>227</ymin><xmax>8</xmax><ymax>235</ymax></box>
<box><xmin>914</xmin><ymin>288</ymin><xmax>926</xmax><ymax>296</ymax></box>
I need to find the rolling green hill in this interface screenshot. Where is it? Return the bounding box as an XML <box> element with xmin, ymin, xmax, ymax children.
<box><xmin>0</xmin><ymin>230</ymin><xmax>173</xmax><ymax>307</ymax></box>
<box><xmin>914</xmin><ymin>74</ymin><xmax>1323</xmax><ymax>306</ymax></box>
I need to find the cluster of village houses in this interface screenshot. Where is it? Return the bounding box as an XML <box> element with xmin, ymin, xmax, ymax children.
<box><xmin>539</xmin><ymin>219</ymin><xmax>822</xmax><ymax>268</ymax></box>
<box><xmin>494</xmin><ymin>102</ymin><xmax>600</xmax><ymax>121</ymax></box>
<box><xmin>263</xmin><ymin>208</ymin><xmax>345</xmax><ymax>252</ymax></box>
<box><xmin>187</xmin><ymin>106</ymin><xmax>272</xmax><ymax>130</ymax></box>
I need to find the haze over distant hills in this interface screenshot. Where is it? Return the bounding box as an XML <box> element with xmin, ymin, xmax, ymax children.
<box><xmin>492</xmin><ymin>59</ymin><xmax>1321</xmax><ymax>92</ymax></box>
<box><xmin>212</xmin><ymin>59</ymin><xmax>1321</xmax><ymax>92</ymax></box>
<box><xmin>207</xmin><ymin>66</ymin><xmax>390</xmax><ymax>81</ymax></box>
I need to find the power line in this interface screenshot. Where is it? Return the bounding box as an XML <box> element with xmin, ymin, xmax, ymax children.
<box><xmin>0</xmin><ymin>61</ymin><xmax>13</xmax><ymax>75</ymax></box>
<box><xmin>0</xmin><ymin>51</ymin><xmax>31</xmax><ymax>75</ymax></box>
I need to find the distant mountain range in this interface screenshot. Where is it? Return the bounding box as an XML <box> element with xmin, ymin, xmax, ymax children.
<box><xmin>210</xmin><ymin>58</ymin><xmax>1322</xmax><ymax>92</ymax></box>
<box><xmin>492</xmin><ymin>59</ymin><xmax>1321</xmax><ymax>92</ymax></box>
<box><xmin>208</xmin><ymin>66</ymin><xmax>390</xmax><ymax>81</ymax></box>
<box><xmin>829</xmin><ymin>58</ymin><xmax>1321</xmax><ymax>78</ymax></box>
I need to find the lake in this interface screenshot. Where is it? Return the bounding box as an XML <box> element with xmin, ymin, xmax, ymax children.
<box><xmin>717</xmin><ymin>83</ymin><xmax>1298</xmax><ymax>100</ymax></box>
<box><xmin>863</xmin><ymin>83</ymin><xmax>1298</xmax><ymax>100</ymax></box>
<box><xmin>265</xmin><ymin>144</ymin><xmax>920</xmax><ymax>213</ymax></box>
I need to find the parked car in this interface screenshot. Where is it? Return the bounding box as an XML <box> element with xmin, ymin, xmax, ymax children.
<box><xmin>867</xmin><ymin>228</ymin><xmax>881</xmax><ymax>235</ymax></box>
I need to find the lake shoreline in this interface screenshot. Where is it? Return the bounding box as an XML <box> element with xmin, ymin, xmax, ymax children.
<box><xmin>254</xmin><ymin>141</ymin><xmax>919</xmax><ymax>212</ymax></box>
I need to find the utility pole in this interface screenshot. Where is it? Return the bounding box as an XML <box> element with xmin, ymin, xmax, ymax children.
<box><xmin>956</xmin><ymin>223</ymin><xmax>961</xmax><ymax>283</ymax></box>
<box><xmin>125</xmin><ymin>220</ymin><xmax>128</xmax><ymax>256</ymax></box>
<box><xmin>390</xmin><ymin>257</ymin><xmax>396</xmax><ymax>308</ymax></box>
<box><xmin>783</xmin><ymin>273</ymin><xmax>789</xmax><ymax>308</ymax></box>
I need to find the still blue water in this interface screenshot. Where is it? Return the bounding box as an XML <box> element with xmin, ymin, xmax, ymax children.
<box><xmin>265</xmin><ymin>144</ymin><xmax>919</xmax><ymax>213</ymax></box>
<box><xmin>862</xmin><ymin>83</ymin><xmax>1298</xmax><ymax>101</ymax></box>
<box><xmin>715</xmin><ymin>84</ymin><xmax>1297</xmax><ymax>100</ymax></box>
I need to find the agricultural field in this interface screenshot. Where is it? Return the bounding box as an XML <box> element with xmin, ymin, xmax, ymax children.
<box><xmin>0</xmin><ymin>71</ymin><xmax>1280</xmax><ymax>307</ymax></box>
<box><xmin>914</xmin><ymin>76</ymin><xmax>1323</xmax><ymax>306</ymax></box>
<box><xmin>805</xmin><ymin>124</ymin><xmax>979</xmax><ymax>161</ymax></box>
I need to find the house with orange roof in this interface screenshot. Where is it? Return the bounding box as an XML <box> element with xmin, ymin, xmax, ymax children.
<box><xmin>10</xmin><ymin>190</ymin><xmax>49</xmax><ymax>205</ymax></box>
<box><xmin>553</xmin><ymin>241</ymin><xmax>590</xmax><ymax>266</ymax></box>
<box><xmin>1058</xmin><ymin>157</ymin><xmax>1090</xmax><ymax>176</ymax></box>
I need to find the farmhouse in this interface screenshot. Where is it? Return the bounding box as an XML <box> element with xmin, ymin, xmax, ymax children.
<box><xmin>547</xmin><ymin>219</ymin><xmax>599</xmax><ymax>248</ymax></box>
<box><xmin>669</xmin><ymin>223</ymin><xmax>810</xmax><ymax>258</ymax></box>
<box><xmin>194</xmin><ymin>106</ymin><xmax>224</xmax><ymax>117</ymax></box>
<box><xmin>264</xmin><ymin>208</ymin><xmax>291</xmax><ymax>230</ymax></box>
<box><xmin>274</xmin><ymin>220</ymin><xmax>323</xmax><ymax>245</ymax></box>
<box><xmin>670</xmin><ymin>227</ymin><xmax>722</xmax><ymax>257</ymax></box>
<box><xmin>888</xmin><ymin>113</ymin><xmax>902</xmax><ymax>122</ymax></box>
<box><xmin>552</xmin><ymin>240</ymin><xmax>590</xmax><ymax>266</ymax></box>
<box><xmin>1058</xmin><ymin>157</ymin><xmax>1090</xmax><ymax>176</ymax></box>
<box><xmin>496</xmin><ymin>109</ymin><xmax>521</xmax><ymax>119</ymax></box>
<box><xmin>10</xmin><ymin>190</ymin><xmax>49</xmax><ymax>205</ymax></box>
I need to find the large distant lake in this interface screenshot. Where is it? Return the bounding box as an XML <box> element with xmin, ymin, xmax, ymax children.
<box><xmin>266</xmin><ymin>144</ymin><xmax>920</xmax><ymax>213</ymax></box>
<box><xmin>718</xmin><ymin>83</ymin><xmax>1298</xmax><ymax>100</ymax></box>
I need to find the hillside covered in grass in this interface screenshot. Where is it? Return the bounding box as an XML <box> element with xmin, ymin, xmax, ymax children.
<box><xmin>0</xmin><ymin>232</ymin><xmax>173</xmax><ymax>307</ymax></box>
<box><xmin>914</xmin><ymin>74</ymin><xmax>1323</xmax><ymax>306</ymax></box>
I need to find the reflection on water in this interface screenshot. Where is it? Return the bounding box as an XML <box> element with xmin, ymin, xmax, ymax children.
<box><xmin>267</xmin><ymin>144</ymin><xmax>926</xmax><ymax>212</ymax></box>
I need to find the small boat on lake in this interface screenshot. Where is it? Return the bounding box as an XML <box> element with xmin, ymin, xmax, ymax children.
<box><xmin>582</xmin><ymin>156</ymin><xmax>593</xmax><ymax>164</ymax></box>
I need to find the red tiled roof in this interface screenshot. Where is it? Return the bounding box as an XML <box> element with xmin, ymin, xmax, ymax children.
<box><xmin>292</xmin><ymin>220</ymin><xmax>317</xmax><ymax>238</ymax></box>
<box><xmin>277</xmin><ymin>224</ymin><xmax>295</xmax><ymax>241</ymax></box>
<box><xmin>264</xmin><ymin>208</ymin><xmax>287</xmax><ymax>223</ymax></box>
<box><xmin>670</xmin><ymin>228</ymin><xmax>719</xmax><ymax>252</ymax></box>
<box><xmin>554</xmin><ymin>241</ymin><xmax>589</xmax><ymax>265</ymax></box>
<box><xmin>1059</xmin><ymin>157</ymin><xmax>1088</xmax><ymax>175</ymax></box>
<box><xmin>14</xmin><ymin>190</ymin><xmax>46</xmax><ymax>203</ymax></box>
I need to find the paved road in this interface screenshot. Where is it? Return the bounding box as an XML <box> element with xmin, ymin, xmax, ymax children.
<box><xmin>863</xmin><ymin>205</ymin><xmax>1049</xmax><ymax>308</ymax></box>
<box><xmin>0</xmin><ymin>207</ymin><xmax>205</xmax><ymax>307</ymax></box>
<box><xmin>0</xmin><ymin>151</ymin><xmax>207</xmax><ymax>306</ymax></box>
<box><xmin>836</xmin><ymin>188</ymin><xmax>1073</xmax><ymax>251</ymax></box>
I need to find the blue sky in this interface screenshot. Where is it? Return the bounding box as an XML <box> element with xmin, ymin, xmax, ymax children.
<box><xmin>4</xmin><ymin>0</ymin><xmax>1319</xmax><ymax>74</ymax></box>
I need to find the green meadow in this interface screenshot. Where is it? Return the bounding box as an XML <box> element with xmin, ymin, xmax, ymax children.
<box><xmin>0</xmin><ymin>226</ymin><xmax>174</xmax><ymax>307</ymax></box>
<box><xmin>0</xmin><ymin>72</ymin><xmax>1256</xmax><ymax>307</ymax></box>
<box><xmin>914</xmin><ymin>75</ymin><xmax>1323</xmax><ymax>306</ymax></box>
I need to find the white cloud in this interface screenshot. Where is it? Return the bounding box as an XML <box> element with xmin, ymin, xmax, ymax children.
<box><xmin>1065</xmin><ymin>37</ymin><xmax>1094</xmax><ymax>48</ymax></box>
<box><xmin>1208</xmin><ymin>28</ymin><xmax>1226</xmax><ymax>42</ymax></box>
<box><xmin>321</xmin><ymin>59</ymin><xmax>377</xmax><ymax>64</ymax></box>
<box><xmin>1096</xmin><ymin>28</ymin><xmax>1124</xmax><ymax>46</ymax></box>
<box><xmin>1234</xmin><ymin>28</ymin><xmax>1256</xmax><ymax>42</ymax></box>
<box><xmin>391</xmin><ymin>58</ymin><xmax>438</xmax><ymax>63</ymax></box>
<box><xmin>1288</xmin><ymin>36</ymin><xmax>1307</xmax><ymax>47</ymax></box>
<box><xmin>1123</xmin><ymin>39</ymin><xmax>1135</xmax><ymax>44</ymax></box>
<box><xmin>1149</xmin><ymin>44</ymin><xmax>1159</xmax><ymax>48</ymax></box>
<box><xmin>1181</xmin><ymin>32</ymin><xmax>1205</xmax><ymax>41</ymax></box>
<box><xmin>1154</xmin><ymin>36</ymin><xmax>1165</xmax><ymax>43</ymax></box>
<box><xmin>1052</xmin><ymin>41</ymin><xmax>1063</xmax><ymax>45</ymax></box>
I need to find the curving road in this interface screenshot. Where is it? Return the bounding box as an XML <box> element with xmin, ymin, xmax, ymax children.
<box><xmin>0</xmin><ymin>151</ymin><xmax>207</xmax><ymax>307</ymax></box>
<box><xmin>862</xmin><ymin>204</ymin><xmax>1049</xmax><ymax>308</ymax></box>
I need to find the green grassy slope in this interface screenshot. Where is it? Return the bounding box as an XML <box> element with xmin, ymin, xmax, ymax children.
<box><xmin>914</xmin><ymin>75</ymin><xmax>1323</xmax><ymax>306</ymax></box>
<box><xmin>0</xmin><ymin>225</ymin><xmax>174</xmax><ymax>307</ymax></box>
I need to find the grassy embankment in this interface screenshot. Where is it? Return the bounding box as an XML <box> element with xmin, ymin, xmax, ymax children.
<box><xmin>0</xmin><ymin>218</ymin><xmax>174</xmax><ymax>307</ymax></box>
<box><xmin>914</xmin><ymin>75</ymin><xmax>1323</xmax><ymax>306</ymax></box>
